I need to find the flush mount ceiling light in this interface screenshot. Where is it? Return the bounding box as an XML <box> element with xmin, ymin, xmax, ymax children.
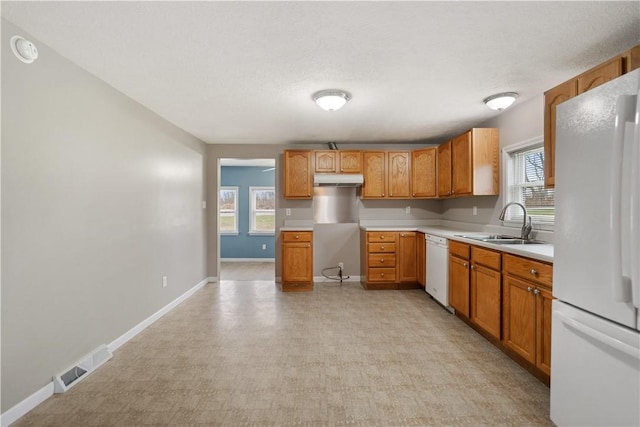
<box><xmin>10</xmin><ymin>35</ymin><xmax>38</xmax><ymax>64</ymax></box>
<box><xmin>483</xmin><ymin>92</ymin><xmax>519</xmax><ymax>111</ymax></box>
<box><xmin>313</xmin><ymin>90</ymin><xmax>351</xmax><ymax>111</ymax></box>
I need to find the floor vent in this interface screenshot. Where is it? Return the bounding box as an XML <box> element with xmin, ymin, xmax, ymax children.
<box><xmin>53</xmin><ymin>344</ymin><xmax>112</xmax><ymax>393</ymax></box>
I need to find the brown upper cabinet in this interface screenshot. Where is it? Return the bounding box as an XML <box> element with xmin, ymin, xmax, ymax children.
<box><xmin>283</xmin><ymin>150</ymin><xmax>312</xmax><ymax>199</ymax></box>
<box><xmin>362</xmin><ymin>151</ymin><xmax>387</xmax><ymax>198</ymax></box>
<box><xmin>412</xmin><ymin>147</ymin><xmax>437</xmax><ymax>198</ymax></box>
<box><xmin>544</xmin><ymin>44</ymin><xmax>640</xmax><ymax>188</ymax></box>
<box><xmin>314</xmin><ymin>150</ymin><xmax>362</xmax><ymax>174</ymax></box>
<box><xmin>387</xmin><ymin>151</ymin><xmax>411</xmax><ymax>198</ymax></box>
<box><xmin>439</xmin><ymin>128</ymin><xmax>499</xmax><ymax>197</ymax></box>
<box><xmin>437</xmin><ymin>140</ymin><xmax>452</xmax><ymax>197</ymax></box>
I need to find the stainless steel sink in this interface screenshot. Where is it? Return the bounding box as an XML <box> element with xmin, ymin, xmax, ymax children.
<box><xmin>455</xmin><ymin>234</ymin><xmax>548</xmax><ymax>245</ymax></box>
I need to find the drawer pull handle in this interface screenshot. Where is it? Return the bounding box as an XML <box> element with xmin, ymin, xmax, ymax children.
<box><xmin>380</xmin><ymin>273</ymin><xmax>385</xmax><ymax>277</ymax></box>
<box><xmin>380</xmin><ymin>259</ymin><xmax>385</xmax><ymax>263</ymax></box>
<box><xmin>530</xmin><ymin>269</ymin><xmax>538</xmax><ymax>276</ymax></box>
<box><xmin>295</xmin><ymin>235</ymin><xmax>300</xmax><ymax>239</ymax></box>
<box><xmin>380</xmin><ymin>235</ymin><xmax>385</xmax><ymax>239</ymax></box>
<box><xmin>527</xmin><ymin>286</ymin><xmax>533</xmax><ymax>293</ymax></box>
<box><xmin>380</xmin><ymin>246</ymin><xmax>385</xmax><ymax>250</ymax></box>
<box><xmin>533</xmin><ymin>289</ymin><xmax>540</xmax><ymax>296</ymax></box>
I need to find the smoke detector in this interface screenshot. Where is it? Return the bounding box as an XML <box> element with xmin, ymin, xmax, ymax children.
<box><xmin>10</xmin><ymin>35</ymin><xmax>38</xmax><ymax>64</ymax></box>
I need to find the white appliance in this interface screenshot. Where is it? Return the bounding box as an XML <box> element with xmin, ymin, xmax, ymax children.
<box><xmin>425</xmin><ymin>234</ymin><xmax>450</xmax><ymax>310</ymax></box>
<box><xmin>551</xmin><ymin>68</ymin><xmax>640</xmax><ymax>426</ymax></box>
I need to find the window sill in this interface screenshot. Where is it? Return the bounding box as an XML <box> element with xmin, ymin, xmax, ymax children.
<box><xmin>248</xmin><ymin>232</ymin><xmax>275</xmax><ymax>236</ymax></box>
<box><xmin>221</xmin><ymin>232</ymin><xmax>239</xmax><ymax>236</ymax></box>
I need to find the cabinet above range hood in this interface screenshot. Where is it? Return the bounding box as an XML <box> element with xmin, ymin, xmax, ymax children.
<box><xmin>313</xmin><ymin>174</ymin><xmax>364</xmax><ymax>187</ymax></box>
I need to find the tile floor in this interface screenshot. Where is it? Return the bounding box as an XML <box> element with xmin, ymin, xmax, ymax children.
<box><xmin>14</xmin><ymin>280</ymin><xmax>552</xmax><ymax>426</ymax></box>
<box><xmin>220</xmin><ymin>262</ymin><xmax>274</xmax><ymax>281</ymax></box>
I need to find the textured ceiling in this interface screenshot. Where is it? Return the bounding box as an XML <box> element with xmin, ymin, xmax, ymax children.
<box><xmin>3</xmin><ymin>1</ymin><xmax>639</xmax><ymax>145</ymax></box>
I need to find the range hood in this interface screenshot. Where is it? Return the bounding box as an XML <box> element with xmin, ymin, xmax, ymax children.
<box><xmin>313</xmin><ymin>173</ymin><xmax>364</xmax><ymax>187</ymax></box>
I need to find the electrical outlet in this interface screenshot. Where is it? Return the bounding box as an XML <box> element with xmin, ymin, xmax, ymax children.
<box><xmin>286</xmin><ymin>208</ymin><xmax>291</xmax><ymax>216</ymax></box>
<box><xmin>162</xmin><ymin>276</ymin><xmax>168</xmax><ymax>288</ymax></box>
<box><xmin>405</xmin><ymin>206</ymin><xmax>411</xmax><ymax>214</ymax></box>
<box><xmin>338</xmin><ymin>262</ymin><xmax>344</xmax><ymax>270</ymax></box>
<box><xmin>262</xmin><ymin>244</ymin><xmax>266</xmax><ymax>250</ymax></box>
<box><xmin>473</xmin><ymin>206</ymin><xmax>478</xmax><ymax>216</ymax></box>
<box><xmin>202</xmin><ymin>200</ymin><xmax>207</xmax><ymax>209</ymax></box>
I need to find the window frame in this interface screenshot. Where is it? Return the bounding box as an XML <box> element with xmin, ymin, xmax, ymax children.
<box><xmin>219</xmin><ymin>186</ymin><xmax>239</xmax><ymax>235</ymax></box>
<box><xmin>501</xmin><ymin>136</ymin><xmax>554</xmax><ymax>232</ymax></box>
<box><xmin>249</xmin><ymin>186</ymin><xmax>276</xmax><ymax>235</ymax></box>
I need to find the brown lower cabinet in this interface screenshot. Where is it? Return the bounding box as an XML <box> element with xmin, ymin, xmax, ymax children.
<box><xmin>281</xmin><ymin>231</ymin><xmax>313</xmax><ymax>292</ymax></box>
<box><xmin>449</xmin><ymin>241</ymin><xmax>554</xmax><ymax>384</ymax></box>
<box><xmin>361</xmin><ymin>230</ymin><xmax>419</xmax><ymax>290</ymax></box>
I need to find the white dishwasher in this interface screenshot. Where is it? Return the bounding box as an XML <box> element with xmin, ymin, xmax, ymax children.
<box><xmin>425</xmin><ymin>234</ymin><xmax>451</xmax><ymax>310</ymax></box>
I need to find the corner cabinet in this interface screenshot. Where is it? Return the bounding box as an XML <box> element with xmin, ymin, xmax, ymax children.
<box><xmin>544</xmin><ymin>44</ymin><xmax>640</xmax><ymax>188</ymax></box>
<box><xmin>284</xmin><ymin>150</ymin><xmax>312</xmax><ymax>199</ymax></box>
<box><xmin>281</xmin><ymin>231</ymin><xmax>313</xmax><ymax>292</ymax></box>
<box><xmin>437</xmin><ymin>128</ymin><xmax>499</xmax><ymax>198</ymax></box>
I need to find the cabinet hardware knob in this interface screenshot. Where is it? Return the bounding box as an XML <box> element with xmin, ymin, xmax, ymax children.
<box><xmin>382</xmin><ymin>193</ymin><xmax>385</xmax><ymax>196</ymax></box>
<box><xmin>463</xmin><ymin>262</ymin><xmax>468</xmax><ymax>268</ymax></box>
<box><xmin>295</xmin><ymin>235</ymin><xmax>299</xmax><ymax>239</ymax></box>
<box><xmin>381</xmin><ymin>273</ymin><xmax>384</xmax><ymax>277</ymax></box>
<box><xmin>307</xmin><ymin>244</ymin><xmax>311</xmax><ymax>248</ymax></box>
<box><xmin>527</xmin><ymin>286</ymin><xmax>533</xmax><ymax>292</ymax></box>
<box><xmin>452</xmin><ymin>190</ymin><xmax>455</xmax><ymax>194</ymax></box>
<box><xmin>390</xmin><ymin>193</ymin><xmax>393</xmax><ymax>196</ymax></box>
<box><xmin>413</xmin><ymin>193</ymin><xmax>416</xmax><ymax>196</ymax></box>
<box><xmin>380</xmin><ymin>259</ymin><xmax>384</xmax><ymax>263</ymax></box>
<box><xmin>530</xmin><ymin>269</ymin><xmax>538</xmax><ymax>276</ymax></box>
<box><xmin>380</xmin><ymin>236</ymin><xmax>385</xmax><ymax>239</ymax></box>
<box><xmin>400</xmin><ymin>233</ymin><xmax>404</xmax><ymax>237</ymax></box>
<box><xmin>380</xmin><ymin>246</ymin><xmax>385</xmax><ymax>250</ymax></box>
<box><xmin>533</xmin><ymin>289</ymin><xmax>540</xmax><ymax>295</ymax></box>
<box><xmin>470</xmin><ymin>265</ymin><xmax>475</xmax><ymax>270</ymax></box>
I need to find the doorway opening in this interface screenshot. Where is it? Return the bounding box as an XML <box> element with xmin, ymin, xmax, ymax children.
<box><xmin>218</xmin><ymin>158</ymin><xmax>276</xmax><ymax>282</ymax></box>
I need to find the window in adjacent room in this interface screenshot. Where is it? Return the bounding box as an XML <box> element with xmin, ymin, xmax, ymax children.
<box><xmin>504</xmin><ymin>139</ymin><xmax>555</xmax><ymax>229</ymax></box>
<box><xmin>249</xmin><ymin>186</ymin><xmax>275</xmax><ymax>234</ymax></box>
<box><xmin>219</xmin><ymin>186</ymin><xmax>239</xmax><ymax>234</ymax></box>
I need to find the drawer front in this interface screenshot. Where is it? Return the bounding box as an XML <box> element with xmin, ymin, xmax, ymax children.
<box><xmin>503</xmin><ymin>254</ymin><xmax>552</xmax><ymax>288</ymax></box>
<box><xmin>367</xmin><ymin>268</ymin><xmax>396</xmax><ymax>282</ymax></box>
<box><xmin>472</xmin><ymin>246</ymin><xmax>501</xmax><ymax>270</ymax></box>
<box><xmin>282</xmin><ymin>231</ymin><xmax>312</xmax><ymax>242</ymax></box>
<box><xmin>368</xmin><ymin>254</ymin><xmax>396</xmax><ymax>267</ymax></box>
<box><xmin>449</xmin><ymin>240</ymin><xmax>470</xmax><ymax>260</ymax></box>
<box><xmin>368</xmin><ymin>243</ymin><xmax>397</xmax><ymax>253</ymax></box>
<box><xmin>367</xmin><ymin>232</ymin><xmax>397</xmax><ymax>243</ymax></box>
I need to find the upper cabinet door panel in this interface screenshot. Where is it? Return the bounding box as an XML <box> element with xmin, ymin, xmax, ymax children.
<box><xmin>284</xmin><ymin>150</ymin><xmax>312</xmax><ymax>199</ymax></box>
<box><xmin>314</xmin><ymin>150</ymin><xmax>337</xmax><ymax>173</ymax></box>
<box><xmin>451</xmin><ymin>131</ymin><xmax>472</xmax><ymax>196</ymax></box>
<box><xmin>362</xmin><ymin>151</ymin><xmax>386</xmax><ymax>198</ymax></box>
<box><xmin>387</xmin><ymin>151</ymin><xmax>411</xmax><ymax>198</ymax></box>
<box><xmin>412</xmin><ymin>147</ymin><xmax>437</xmax><ymax>198</ymax></box>
<box><xmin>437</xmin><ymin>141</ymin><xmax>452</xmax><ymax>197</ymax></box>
<box><xmin>339</xmin><ymin>151</ymin><xmax>362</xmax><ymax>173</ymax></box>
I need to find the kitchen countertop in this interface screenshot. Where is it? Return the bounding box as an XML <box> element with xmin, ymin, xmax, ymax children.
<box><xmin>360</xmin><ymin>225</ymin><xmax>554</xmax><ymax>263</ymax></box>
<box><xmin>280</xmin><ymin>226</ymin><xmax>314</xmax><ymax>231</ymax></box>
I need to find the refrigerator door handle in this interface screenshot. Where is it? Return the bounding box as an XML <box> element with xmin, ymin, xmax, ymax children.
<box><xmin>555</xmin><ymin>311</ymin><xmax>639</xmax><ymax>359</ymax></box>
<box><xmin>610</xmin><ymin>95</ymin><xmax>636</xmax><ymax>302</ymax></box>
<box><xmin>632</xmin><ymin>91</ymin><xmax>640</xmax><ymax>309</ymax></box>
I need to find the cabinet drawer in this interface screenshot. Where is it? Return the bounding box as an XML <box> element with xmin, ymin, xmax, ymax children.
<box><xmin>282</xmin><ymin>231</ymin><xmax>313</xmax><ymax>242</ymax></box>
<box><xmin>368</xmin><ymin>232</ymin><xmax>397</xmax><ymax>242</ymax></box>
<box><xmin>503</xmin><ymin>254</ymin><xmax>552</xmax><ymax>288</ymax></box>
<box><xmin>368</xmin><ymin>243</ymin><xmax>396</xmax><ymax>253</ymax></box>
<box><xmin>368</xmin><ymin>254</ymin><xmax>396</xmax><ymax>267</ymax></box>
<box><xmin>367</xmin><ymin>268</ymin><xmax>396</xmax><ymax>282</ymax></box>
<box><xmin>472</xmin><ymin>246</ymin><xmax>501</xmax><ymax>270</ymax></box>
<box><xmin>449</xmin><ymin>240</ymin><xmax>470</xmax><ymax>260</ymax></box>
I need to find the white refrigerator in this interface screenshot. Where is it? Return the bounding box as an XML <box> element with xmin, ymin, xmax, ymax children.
<box><xmin>551</xmin><ymin>68</ymin><xmax>640</xmax><ymax>426</ymax></box>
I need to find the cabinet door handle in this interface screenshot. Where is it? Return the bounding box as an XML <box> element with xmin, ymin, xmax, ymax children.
<box><xmin>533</xmin><ymin>289</ymin><xmax>540</xmax><ymax>296</ymax></box>
<box><xmin>470</xmin><ymin>264</ymin><xmax>475</xmax><ymax>270</ymax></box>
<box><xmin>382</xmin><ymin>193</ymin><xmax>385</xmax><ymax>196</ymax></box>
<box><xmin>527</xmin><ymin>286</ymin><xmax>533</xmax><ymax>293</ymax></box>
<box><xmin>400</xmin><ymin>233</ymin><xmax>405</xmax><ymax>237</ymax></box>
<box><xmin>530</xmin><ymin>269</ymin><xmax>538</xmax><ymax>276</ymax></box>
<box><xmin>413</xmin><ymin>193</ymin><xmax>416</xmax><ymax>196</ymax></box>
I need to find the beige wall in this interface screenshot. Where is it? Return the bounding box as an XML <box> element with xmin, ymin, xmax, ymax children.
<box><xmin>1</xmin><ymin>20</ymin><xmax>207</xmax><ymax>411</ymax></box>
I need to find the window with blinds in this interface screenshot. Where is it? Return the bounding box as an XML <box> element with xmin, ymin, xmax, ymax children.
<box><xmin>507</xmin><ymin>144</ymin><xmax>555</xmax><ymax>225</ymax></box>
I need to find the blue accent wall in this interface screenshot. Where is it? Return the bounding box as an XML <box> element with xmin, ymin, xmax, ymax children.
<box><xmin>221</xmin><ymin>166</ymin><xmax>275</xmax><ymax>259</ymax></box>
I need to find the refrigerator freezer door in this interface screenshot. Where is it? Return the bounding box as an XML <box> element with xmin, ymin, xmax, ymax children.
<box><xmin>555</xmin><ymin>69</ymin><xmax>640</xmax><ymax>329</ymax></box>
<box><xmin>550</xmin><ymin>300</ymin><xmax>640</xmax><ymax>426</ymax></box>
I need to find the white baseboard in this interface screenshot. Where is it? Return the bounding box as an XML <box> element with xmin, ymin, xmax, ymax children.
<box><xmin>108</xmin><ymin>277</ymin><xmax>208</xmax><ymax>352</ymax></box>
<box><xmin>0</xmin><ymin>277</ymin><xmax>209</xmax><ymax>427</ymax></box>
<box><xmin>208</xmin><ymin>276</ymin><xmax>217</xmax><ymax>283</ymax></box>
<box><xmin>1</xmin><ymin>383</ymin><xmax>54</xmax><ymax>427</ymax></box>
<box><xmin>221</xmin><ymin>258</ymin><xmax>275</xmax><ymax>262</ymax></box>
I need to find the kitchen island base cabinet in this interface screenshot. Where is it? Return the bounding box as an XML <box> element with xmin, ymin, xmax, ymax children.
<box><xmin>281</xmin><ymin>231</ymin><xmax>313</xmax><ymax>292</ymax></box>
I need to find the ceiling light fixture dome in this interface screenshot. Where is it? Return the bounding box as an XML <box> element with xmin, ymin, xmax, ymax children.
<box><xmin>483</xmin><ymin>92</ymin><xmax>518</xmax><ymax>111</ymax></box>
<box><xmin>313</xmin><ymin>90</ymin><xmax>351</xmax><ymax>111</ymax></box>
